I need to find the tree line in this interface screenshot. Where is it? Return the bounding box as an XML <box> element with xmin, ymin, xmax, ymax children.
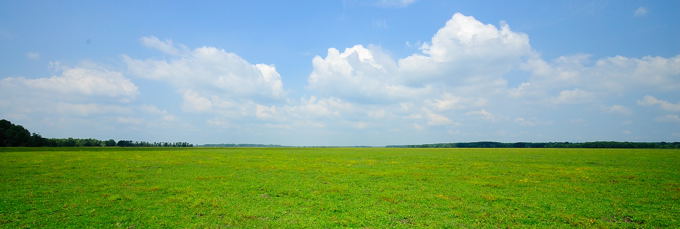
<box><xmin>1</xmin><ymin>119</ymin><xmax>192</xmax><ymax>147</ymax></box>
<box><xmin>201</xmin><ymin>143</ymin><xmax>285</xmax><ymax>147</ymax></box>
<box><xmin>387</xmin><ymin>141</ymin><xmax>680</xmax><ymax>149</ymax></box>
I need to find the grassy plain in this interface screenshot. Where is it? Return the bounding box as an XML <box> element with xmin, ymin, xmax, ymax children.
<box><xmin>1</xmin><ymin>147</ymin><xmax>679</xmax><ymax>228</ymax></box>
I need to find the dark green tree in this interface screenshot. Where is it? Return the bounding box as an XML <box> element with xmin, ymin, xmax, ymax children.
<box><xmin>104</xmin><ymin>139</ymin><xmax>117</xmax><ymax>147</ymax></box>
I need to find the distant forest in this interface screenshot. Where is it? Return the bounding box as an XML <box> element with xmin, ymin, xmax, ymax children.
<box><xmin>0</xmin><ymin>119</ymin><xmax>192</xmax><ymax>147</ymax></box>
<box><xmin>3</xmin><ymin>119</ymin><xmax>680</xmax><ymax>148</ymax></box>
<box><xmin>387</xmin><ymin>141</ymin><xmax>680</xmax><ymax>149</ymax></box>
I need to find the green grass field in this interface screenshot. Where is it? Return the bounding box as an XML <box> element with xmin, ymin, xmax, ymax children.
<box><xmin>1</xmin><ymin>147</ymin><xmax>679</xmax><ymax>228</ymax></box>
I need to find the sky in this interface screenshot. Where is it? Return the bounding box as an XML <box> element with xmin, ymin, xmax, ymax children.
<box><xmin>1</xmin><ymin>0</ymin><xmax>680</xmax><ymax>146</ymax></box>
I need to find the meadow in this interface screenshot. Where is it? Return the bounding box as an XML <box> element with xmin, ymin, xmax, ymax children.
<box><xmin>1</xmin><ymin>147</ymin><xmax>678</xmax><ymax>228</ymax></box>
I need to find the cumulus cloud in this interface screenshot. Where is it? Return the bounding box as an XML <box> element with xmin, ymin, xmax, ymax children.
<box><xmin>308</xmin><ymin>45</ymin><xmax>424</xmax><ymax>102</ymax></box>
<box><xmin>426</xmin><ymin>94</ymin><xmax>486</xmax><ymax>111</ymax></box>
<box><xmin>0</xmin><ymin>62</ymin><xmax>178</xmax><ymax>141</ymax></box>
<box><xmin>638</xmin><ymin>96</ymin><xmax>680</xmax><ymax>112</ymax></box>
<box><xmin>0</xmin><ymin>64</ymin><xmax>138</xmax><ymax>100</ymax></box>
<box><xmin>398</xmin><ymin>13</ymin><xmax>533</xmax><ymax>88</ymax></box>
<box><xmin>513</xmin><ymin>55</ymin><xmax>680</xmax><ymax>103</ymax></box>
<box><xmin>400</xmin><ymin>13</ymin><xmax>531</xmax><ymax>78</ymax></box>
<box><xmin>551</xmin><ymin>88</ymin><xmax>593</xmax><ymax>104</ymax></box>
<box><xmin>125</xmin><ymin>41</ymin><xmax>284</xmax><ymax>104</ymax></box>
<box><xmin>309</xmin><ymin>13</ymin><xmax>532</xmax><ymax>104</ymax></box>
<box><xmin>592</xmin><ymin>55</ymin><xmax>680</xmax><ymax>91</ymax></box>
<box><xmin>303</xmin><ymin>12</ymin><xmax>680</xmax><ymax>139</ymax></box>
<box><xmin>290</xmin><ymin>96</ymin><xmax>355</xmax><ymax>118</ymax></box>
<box><xmin>181</xmin><ymin>90</ymin><xmax>213</xmax><ymax>113</ymax></box>
<box><xmin>125</xmin><ymin>37</ymin><xmax>287</xmax><ymax>122</ymax></box>
<box><xmin>252</xmin><ymin>96</ymin><xmax>358</xmax><ymax>126</ymax></box>
<box><xmin>602</xmin><ymin>105</ymin><xmax>632</xmax><ymax>115</ymax></box>
<box><xmin>425</xmin><ymin>111</ymin><xmax>455</xmax><ymax>126</ymax></box>
<box><xmin>0</xmin><ymin>62</ymin><xmax>141</xmax><ymax>138</ymax></box>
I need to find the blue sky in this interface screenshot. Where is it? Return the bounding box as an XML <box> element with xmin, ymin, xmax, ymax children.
<box><xmin>1</xmin><ymin>0</ymin><xmax>679</xmax><ymax>145</ymax></box>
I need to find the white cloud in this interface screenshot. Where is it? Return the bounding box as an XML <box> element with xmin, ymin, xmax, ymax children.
<box><xmin>399</xmin><ymin>13</ymin><xmax>532</xmax><ymax>85</ymax></box>
<box><xmin>426</xmin><ymin>111</ymin><xmax>454</xmax><ymax>126</ymax></box>
<box><xmin>352</xmin><ymin>121</ymin><xmax>369</xmax><ymax>129</ymax></box>
<box><xmin>140</xmin><ymin>36</ymin><xmax>187</xmax><ymax>56</ymax></box>
<box><xmin>116</xmin><ymin>117</ymin><xmax>143</xmax><ymax>125</ymax></box>
<box><xmin>125</xmin><ymin>42</ymin><xmax>284</xmax><ymax>100</ymax></box>
<box><xmin>413</xmin><ymin>14</ymin><xmax>530</xmax><ymax>63</ymax></box>
<box><xmin>202</xmin><ymin>96</ymin><xmax>358</xmax><ymax>129</ymax></box>
<box><xmin>124</xmin><ymin>38</ymin><xmax>289</xmax><ymax>127</ymax></box>
<box><xmin>368</xmin><ymin>109</ymin><xmax>386</xmax><ymax>119</ymax></box>
<box><xmin>602</xmin><ymin>105</ymin><xmax>632</xmax><ymax>115</ymax></box>
<box><xmin>551</xmin><ymin>88</ymin><xmax>593</xmax><ymax>104</ymax></box>
<box><xmin>466</xmin><ymin>109</ymin><xmax>496</xmax><ymax>121</ymax></box>
<box><xmin>25</xmin><ymin>52</ymin><xmax>40</xmax><ymax>60</ymax></box>
<box><xmin>592</xmin><ymin>55</ymin><xmax>680</xmax><ymax>91</ymax></box>
<box><xmin>638</xmin><ymin>95</ymin><xmax>680</xmax><ymax>112</ymax></box>
<box><xmin>139</xmin><ymin>105</ymin><xmax>176</xmax><ymax>121</ymax></box>
<box><xmin>634</xmin><ymin>7</ymin><xmax>648</xmax><ymax>17</ymax></box>
<box><xmin>520</xmin><ymin>55</ymin><xmax>588</xmax><ymax>84</ymax></box>
<box><xmin>308</xmin><ymin>45</ymin><xmax>419</xmax><ymax>101</ymax></box>
<box><xmin>287</xmin><ymin>96</ymin><xmax>355</xmax><ymax>118</ymax></box>
<box><xmin>515</xmin><ymin>55</ymin><xmax>680</xmax><ymax>101</ymax></box>
<box><xmin>657</xmin><ymin>114</ymin><xmax>680</xmax><ymax>124</ymax></box>
<box><xmin>255</xmin><ymin>104</ymin><xmax>278</xmax><ymax>120</ymax></box>
<box><xmin>0</xmin><ymin>64</ymin><xmax>138</xmax><ymax>100</ymax></box>
<box><xmin>302</xmin><ymin>11</ymin><xmax>680</xmax><ymax>140</ymax></box>
<box><xmin>181</xmin><ymin>90</ymin><xmax>213</xmax><ymax>113</ymax></box>
<box><xmin>308</xmin><ymin>13</ymin><xmax>532</xmax><ymax>104</ymax></box>
<box><xmin>427</xmin><ymin>94</ymin><xmax>486</xmax><ymax>111</ymax></box>
<box><xmin>514</xmin><ymin>117</ymin><xmax>536</xmax><ymax>126</ymax></box>
<box><xmin>429</xmin><ymin>95</ymin><xmax>464</xmax><ymax>111</ymax></box>
<box><xmin>0</xmin><ymin>63</ymin><xmax>147</xmax><ymax>140</ymax></box>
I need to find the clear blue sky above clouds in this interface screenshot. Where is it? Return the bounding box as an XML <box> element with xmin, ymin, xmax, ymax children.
<box><xmin>1</xmin><ymin>0</ymin><xmax>679</xmax><ymax>145</ymax></box>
